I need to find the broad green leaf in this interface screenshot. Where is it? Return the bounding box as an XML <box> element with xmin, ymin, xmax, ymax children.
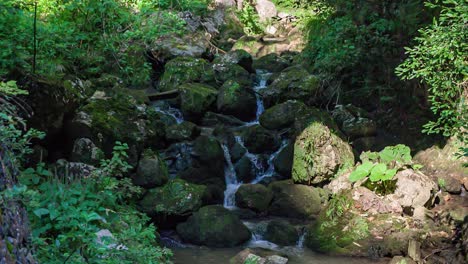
<box><xmin>381</xmin><ymin>168</ymin><xmax>397</xmax><ymax>181</ymax></box>
<box><xmin>34</xmin><ymin>208</ymin><xmax>50</xmax><ymax>217</ymax></box>
<box><xmin>349</xmin><ymin>169</ymin><xmax>368</xmax><ymax>182</ymax></box>
<box><xmin>369</xmin><ymin>163</ymin><xmax>387</xmax><ymax>182</ymax></box>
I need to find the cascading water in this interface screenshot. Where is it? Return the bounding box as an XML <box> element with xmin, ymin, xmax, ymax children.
<box><xmin>244</xmin><ymin>70</ymin><xmax>272</xmax><ymax>126</ymax></box>
<box><xmin>222</xmin><ymin>144</ymin><xmax>241</xmax><ymax>208</ymax></box>
<box><xmin>153</xmin><ymin>103</ymin><xmax>184</xmax><ymax>124</ymax></box>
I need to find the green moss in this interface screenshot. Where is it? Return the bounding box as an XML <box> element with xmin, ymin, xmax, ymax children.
<box><xmin>159</xmin><ymin>57</ymin><xmax>215</xmax><ymax>91</ymax></box>
<box><xmin>179</xmin><ymin>83</ymin><xmax>218</xmax><ymax>119</ymax></box>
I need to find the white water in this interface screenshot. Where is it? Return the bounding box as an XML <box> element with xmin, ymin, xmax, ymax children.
<box><xmin>154</xmin><ymin>104</ymin><xmax>184</xmax><ymax>124</ymax></box>
<box><xmin>243</xmin><ymin>70</ymin><xmax>272</xmax><ymax>126</ymax></box>
<box><xmin>222</xmin><ymin>144</ymin><xmax>242</xmax><ymax>208</ymax></box>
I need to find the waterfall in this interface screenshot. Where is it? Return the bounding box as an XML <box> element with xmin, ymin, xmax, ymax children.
<box><xmin>244</xmin><ymin>70</ymin><xmax>272</xmax><ymax>126</ymax></box>
<box><xmin>222</xmin><ymin>144</ymin><xmax>241</xmax><ymax>208</ymax></box>
<box><xmin>153</xmin><ymin>103</ymin><xmax>184</xmax><ymax>124</ymax></box>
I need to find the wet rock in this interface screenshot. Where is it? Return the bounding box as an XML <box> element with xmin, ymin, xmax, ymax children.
<box><xmin>176</xmin><ymin>205</ymin><xmax>251</xmax><ymax>247</ymax></box>
<box><xmin>178</xmin><ymin>83</ymin><xmax>218</xmax><ymax>122</ymax></box>
<box><xmin>265</xmin><ymin>220</ymin><xmax>299</xmax><ymax>246</ymax></box>
<box><xmin>268</xmin><ymin>180</ymin><xmax>322</xmax><ymax>219</ymax></box>
<box><xmin>259</xmin><ymin>100</ymin><xmax>308</xmax><ymax>130</ymax></box>
<box><xmin>161</xmin><ymin>142</ymin><xmax>193</xmax><ymax>176</ymax></box>
<box><xmin>70</xmin><ymin>138</ymin><xmax>104</xmax><ymax>166</ymax></box>
<box><xmin>235</xmin><ymin>156</ymin><xmax>256</xmax><ymax>183</ymax></box>
<box><xmin>165</xmin><ymin>121</ymin><xmax>200</xmax><ymax>142</ymax></box>
<box><xmin>235</xmin><ymin>184</ymin><xmax>273</xmax><ymax>212</ymax></box>
<box><xmin>201</xmin><ymin>112</ymin><xmax>246</xmax><ymax>127</ymax></box>
<box><xmin>230</xmin><ymin>249</ymin><xmax>289</xmax><ymax>264</ymax></box>
<box><xmin>388</xmin><ymin>169</ymin><xmax>437</xmax><ymax>209</ymax></box>
<box><xmin>217</xmin><ymin>80</ymin><xmax>257</xmax><ymax>121</ymax></box>
<box><xmin>241</xmin><ymin>125</ymin><xmax>280</xmax><ymax>154</ymax></box>
<box><xmin>260</xmin><ymin>66</ymin><xmax>320</xmax><ymax>108</ymax></box>
<box><xmin>230</xmin><ymin>142</ymin><xmax>247</xmax><ymax>163</ymax></box>
<box><xmin>292</xmin><ymin>121</ymin><xmax>354</xmax><ymax>185</ymax></box>
<box><xmin>213</xmin><ymin>49</ymin><xmax>254</xmax><ymax>73</ymax></box>
<box><xmin>132</xmin><ymin>150</ymin><xmax>168</xmax><ymax>188</ymax></box>
<box><xmin>253</xmin><ymin>53</ymin><xmax>290</xmax><ymax>72</ymax></box>
<box><xmin>158</xmin><ymin>57</ymin><xmax>215</xmax><ymax>92</ymax></box>
<box><xmin>272</xmin><ymin>143</ymin><xmax>294</xmax><ymax>177</ymax></box>
<box><xmin>138</xmin><ymin>179</ymin><xmax>206</xmax><ymax>218</ymax></box>
<box><xmin>192</xmin><ymin>136</ymin><xmax>225</xmax><ymax>179</ymax></box>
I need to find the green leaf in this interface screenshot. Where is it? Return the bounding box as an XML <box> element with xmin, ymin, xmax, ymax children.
<box><xmin>381</xmin><ymin>168</ymin><xmax>397</xmax><ymax>181</ymax></box>
<box><xmin>369</xmin><ymin>163</ymin><xmax>387</xmax><ymax>182</ymax></box>
<box><xmin>33</xmin><ymin>208</ymin><xmax>50</xmax><ymax>217</ymax></box>
<box><xmin>349</xmin><ymin>162</ymin><xmax>375</xmax><ymax>182</ymax></box>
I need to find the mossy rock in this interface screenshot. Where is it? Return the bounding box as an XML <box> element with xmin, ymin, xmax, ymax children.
<box><xmin>213</xmin><ymin>63</ymin><xmax>252</xmax><ymax>87</ymax></box>
<box><xmin>192</xmin><ymin>136</ymin><xmax>225</xmax><ymax>179</ymax></box>
<box><xmin>213</xmin><ymin>49</ymin><xmax>254</xmax><ymax>73</ymax></box>
<box><xmin>272</xmin><ymin>143</ymin><xmax>294</xmax><ymax>177</ymax></box>
<box><xmin>138</xmin><ymin>179</ymin><xmax>206</xmax><ymax>217</ymax></box>
<box><xmin>234</xmin><ymin>156</ymin><xmax>256</xmax><ymax>183</ymax></box>
<box><xmin>292</xmin><ymin>121</ymin><xmax>354</xmax><ymax>185</ymax></box>
<box><xmin>159</xmin><ymin>57</ymin><xmax>215</xmax><ymax>92</ymax></box>
<box><xmin>253</xmin><ymin>53</ymin><xmax>290</xmax><ymax>72</ymax></box>
<box><xmin>132</xmin><ymin>150</ymin><xmax>169</xmax><ymax>188</ymax></box>
<box><xmin>178</xmin><ymin>83</ymin><xmax>218</xmax><ymax>121</ymax></box>
<box><xmin>165</xmin><ymin>121</ymin><xmax>200</xmax><ymax>142</ymax></box>
<box><xmin>241</xmin><ymin>125</ymin><xmax>280</xmax><ymax>154</ymax></box>
<box><xmin>265</xmin><ymin>220</ymin><xmax>299</xmax><ymax>246</ymax></box>
<box><xmin>235</xmin><ymin>184</ymin><xmax>273</xmax><ymax>213</ymax></box>
<box><xmin>259</xmin><ymin>100</ymin><xmax>308</xmax><ymax>130</ymax></box>
<box><xmin>217</xmin><ymin>80</ymin><xmax>257</xmax><ymax>121</ymax></box>
<box><xmin>259</xmin><ymin>66</ymin><xmax>320</xmax><ymax>108</ymax></box>
<box><xmin>176</xmin><ymin>205</ymin><xmax>251</xmax><ymax>247</ymax></box>
<box><xmin>268</xmin><ymin>180</ymin><xmax>322</xmax><ymax>219</ymax></box>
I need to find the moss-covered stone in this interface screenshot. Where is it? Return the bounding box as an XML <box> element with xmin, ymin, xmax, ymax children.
<box><xmin>272</xmin><ymin>143</ymin><xmax>294</xmax><ymax>177</ymax></box>
<box><xmin>159</xmin><ymin>57</ymin><xmax>215</xmax><ymax>92</ymax></box>
<box><xmin>212</xmin><ymin>63</ymin><xmax>252</xmax><ymax>87</ymax></box>
<box><xmin>234</xmin><ymin>156</ymin><xmax>256</xmax><ymax>183</ymax></box>
<box><xmin>241</xmin><ymin>125</ymin><xmax>280</xmax><ymax>154</ymax></box>
<box><xmin>259</xmin><ymin>100</ymin><xmax>308</xmax><ymax>130</ymax></box>
<box><xmin>178</xmin><ymin>83</ymin><xmax>218</xmax><ymax>121</ymax></box>
<box><xmin>268</xmin><ymin>180</ymin><xmax>322</xmax><ymax>219</ymax></box>
<box><xmin>265</xmin><ymin>220</ymin><xmax>299</xmax><ymax>246</ymax></box>
<box><xmin>192</xmin><ymin>136</ymin><xmax>225</xmax><ymax>179</ymax></box>
<box><xmin>213</xmin><ymin>49</ymin><xmax>254</xmax><ymax>73</ymax></box>
<box><xmin>253</xmin><ymin>53</ymin><xmax>290</xmax><ymax>72</ymax></box>
<box><xmin>235</xmin><ymin>184</ymin><xmax>273</xmax><ymax>212</ymax></box>
<box><xmin>292</xmin><ymin>121</ymin><xmax>354</xmax><ymax>185</ymax></box>
<box><xmin>132</xmin><ymin>150</ymin><xmax>169</xmax><ymax>188</ymax></box>
<box><xmin>138</xmin><ymin>179</ymin><xmax>206</xmax><ymax>217</ymax></box>
<box><xmin>259</xmin><ymin>66</ymin><xmax>320</xmax><ymax>108</ymax></box>
<box><xmin>165</xmin><ymin>121</ymin><xmax>200</xmax><ymax>142</ymax></box>
<box><xmin>217</xmin><ymin>80</ymin><xmax>257</xmax><ymax>121</ymax></box>
<box><xmin>176</xmin><ymin>205</ymin><xmax>251</xmax><ymax>247</ymax></box>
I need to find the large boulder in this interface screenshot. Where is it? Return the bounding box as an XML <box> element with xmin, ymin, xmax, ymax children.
<box><xmin>388</xmin><ymin>169</ymin><xmax>437</xmax><ymax>209</ymax></box>
<box><xmin>217</xmin><ymin>80</ymin><xmax>257</xmax><ymax>121</ymax></box>
<box><xmin>192</xmin><ymin>136</ymin><xmax>225</xmax><ymax>179</ymax></box>
<box><xmin>158</xmin><ymin>57</ymin><xmax>215</xmax><ymax>92</ymax></box>
<box><xmin>241</xmin><ymin>125</ymin><xmax>280</xmax><ymax>154</ymax></box>
<box><xmin>165</xmin><ymin>121</ymin><xmax>200</xmax><ymax>142</ymax></box>
<box><xmin>176</xmin><ymin>205</ymin><xmax>251</xmax><ymax>247</ymax></box>
<box><xmin>253</xmin><ymin>53</ymin><xmax>290</xmax><ymax>72</ymax></box>
<box><xmin>265</xmin><ymin>219</ymin><xmax>299</xmax><ymax>246</ymax></box>
<box><xmin>160</xmin><ymin>142</ymin><xmax>193</xmax><ymax>176</ymax></box>
<box><xmin>138</xmin><ymin>179</ymin><xmax>206</xmax><ymax>218</ymax></box>
<box><xmin>255</xmin><ymin>0</ymin><xmax>277</xmax><ymax>21</ymax></box>
<box><xmin>212</xmin><ymin>62</ymin><xmax>252</xmax><ymax>87</ymax></box>
<box><xmin>292</xmin><ymin>121</ymin><xmax>354</xmax><ymax>185</ymax></box>
<box><xmin>213</xmin><ymin>49</ymin><xmax>254</xmax><ymax>73</ymax></box>
<box><xmin>331</xmin><ymin>104</ymin><xmax>376</xmax><ymax>139</ymax></box>
<box><xmin>259</xmin><ymin>100</ymin><xmax>308</xmax><ymax>130</ymax></box>
<box><xmin>235</xmin><ymin>184</ymin><xmax>273</xmax><ymax>212</ymax></box>
<box><xmin>235</xmin><ymin>156</ymin><xmax>256</xmax><ymax>183</ymax></box>
<box><xmin>268</xmin><ymin>180</ymin><xmax>322</xmax><ymax>219</ymax></box>
<box><xmin>178</xmin><ymin>83</ymin><xmax>218</xmax><ymax>121</ymax></box>
<box><xmin>132</xmin><ymin>150</ymin><xmax>169</xmax><ymax>188</ymax></box>
<box><xmin>260</xmin><ymin>66</ymin><xmax>320</xmax><ymax>108</ymax></box>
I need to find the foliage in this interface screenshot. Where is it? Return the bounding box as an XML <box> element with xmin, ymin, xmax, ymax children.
<box><xmin>396</xmin><ymin>0</ymin><xmax>467</xmax><ymax>137</ymax></box>
<box><xmin>244</xmin><ymin>254</ymin><xmax>262</xmax><ymax>264</ymax></box>
<box><xmin>0</xmin><ymin>0</ymin><xmax>200</xmax><ymax>86</ymax></box>
<box><xmin>303</xmin><ymin>0</ymin><xmax>430</xmax><ymax>106</ymax></box>
<box><xmin>238</xmin><ymin>2</ymin><xmax>264</xmax><ymax>35</ymax></box>
<box><xmin>349</xmin><ymin>144</ymin><xmax>420</xmax><ymax>195</ymax></box>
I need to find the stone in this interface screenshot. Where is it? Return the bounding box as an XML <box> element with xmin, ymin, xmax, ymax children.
<box><xmin>253</xmin><ymin>53</ymin><xmax>290</xmax><ymax>72</ymax></box>
<box><xmin>213</xmin><ymin>49</ymin><xmax>254</xmax><ymax>73</ymax></box>
<box><xmin>138</xmin><ymin>179</ymin><xmax>206</xmax><ymax>218</ymax></box>
<box><xmin>53</xmin><ymin>159</ymin><xmax>96</xmax><ymax>180</ymax></box>
<box><xmin>133</xmin><ymin>150</ymin><xmax>169</xmax><ymax>188</ymax></box>
<box><xmin>272</xmin><ymin>143</ymin><xmax>294</xmax><ymax>177</ymax></box>
<box><xmin>176</xmin><ymin>205</ymin><xmax>251</xmax><ymax>247</ymax></box>
<box><xmin>332</xmin><ymin>104</ymin><xmax>376</xmax><ymax>139</ymax></box>
<box><xmin>235</xmin><ymin>184</ymin><xmax>273</xmax><ymax>212</ymax></box>
<box><xmin>217</xmin><ymin>80</ymin><xmax>257</xmax><ymax>121</ymax></box>
<box><xmin>389</xmin><ymin>169</ymin><xmax>437</xmax><ymax>208</ymax></box>
<box><xmin>439</xmin><ymin>176</ymin><xmax>462</xmax><ymax>194</ymax></box>
<box><xmin>292</xmin><ymin>121</ymin><xmax>354</xmax><ymax>185</ymax></box>
<box><xmin>259</xmin><ymin>100</ymin><xmax>308</xmax><ymax>130</ymax></box>
<box><xmin>255</xmin><ymin>0</ymin><xmax>277</xmax><ymax>21</ymax></box>
<box><xmin>165</xmin><ymin>121</ymin><xmax>200</xmax><ymax>142</ymax></box>
<box><xmin>241</xmin><ymin>125</ymin><xmax>280</xmax><ymax>154</ymax></box>
<box><xmin>388</xmin><ymin>256</ymin><xmax>417</xmax><ymax>264</ymax></box>
<box><xmin>408</xmin><ymin>240</ymin><xmax>421</xmax><ymax>262</ymax></box>
<box><xmin>192</xmin><ymin>136</ymin><xmax>225</xmax><ymax>179</ymax></box>
<box><xmin>235</xmin><ymin>156</ymin><xmax>256</xmax><ymax>183</ymax></box>
<box><xmin>212</xmin><ymin>62</ymin><xmax>252</xmax><ymax>87</ymax></box>
<box><xmin>178</xmin><ymin>83</ymin><xmax>218</xmax><ymax>121</ymax></box>
<box><xmin>230</xmin><ymin>142</ymin><xmax>247</xmax><ymax>163</ymax></box>
<box><xmin>265</xmin><ymin>255</ymin><xmax>288</xmax><ymax>264</ymax></box>
<box><xmin>265</xmin><ymin>220</ymin><xmax>299</xmax><ymax>246</ymax></box>
<box><xmin>158</xmin><ymin>56</ymin><xmax>215</xmax><ymax>92</ymax></box>
<box><xmin>268</xmin><ymin>180</ymin><xmax>322</xmax><ymax>219</ymax></box>
<box><xmin>70</xmin><ymin>138</ymin><xmax>104</xmax><ymax>166</ymax></box>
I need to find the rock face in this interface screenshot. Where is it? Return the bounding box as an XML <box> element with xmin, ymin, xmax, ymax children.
<box><xmin>176</xmin><ymin>205</ymin><xmax>251</xmax><ymax>247</ymax></box>
<box><xmin>268</xmin><ymin>180</ymin><xmax>322</xmax><ymax>219</ymax></box>
<box><xmin>265</xmin><ymin>220</ymin><xmax>299</xmax><ymax>246</ymax></box>
<box><xmin>178</xmin><ymin>83</ymin><xmax>218</xmax><ymax>121</ymax></box>
<box><xmin>235</xmin><ymin>184</ymin><xmax>273</xmax><ymax>212</ymax></box>
<box><xmin>260</xmin><ymin>66</ymin><xmax>320</xmax><ymax>108</ymax></box>
<box><xmin>138</xmin><ymin>179</ymin><xmax>206</xmax><ymax>218</ymax></box>
<box><xmin>133</xmin><ymin>151</ymin><xmax>169</xmax><ymax>188</ymax></box>
<box><xmin>158</xmin><ymin>57</ymin><xmax>215</xmax><ymax>92</ymax></box>
<box><xmin>241</xmin><ymin>125</ymin><xmax>279</xmax><ymax>154</ymax></box>
<box><xmin>217</xmin><ymin>80</ymin><xmax>257</xmax><ymax>121</ymax></box>
<box><xmin>259</xmin><ymin>100</ymin><xmax>308</xmax><ymax>130</ymax></box>
<box><xmin>292</xmin><ymin>121</ymin><xmax>354</xmax><ymax>185</ymax></box>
